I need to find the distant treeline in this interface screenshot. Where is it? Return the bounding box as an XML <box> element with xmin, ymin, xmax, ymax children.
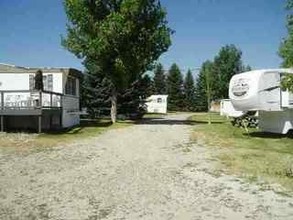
<box><xmin>81</xmin><ymin>44</ymin><xmax>251</xmax><ymax>117</ymax></box>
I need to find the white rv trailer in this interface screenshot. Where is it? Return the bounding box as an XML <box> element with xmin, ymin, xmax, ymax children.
<box><xmin>0</xmin><ymin>63</ymin><xmax>82</xmax><ymax>132</ymax></box>
<box><xmin>145</xmin><ymin>95</ymin><xmax>168</xmax><ymax>114</ymax></box>
<box><xmin>229</xmin><ymin>69</ymin><xmax>293</xmax><ymax>134</ymax></box>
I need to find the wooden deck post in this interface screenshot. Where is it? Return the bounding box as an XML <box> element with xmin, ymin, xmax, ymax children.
<box><xmin>38</xmin><ymin>90</ymin><xmax>42</xmax><ymax>133</ymax></box>
<box><xmin>38</xmin><ymin>115</ymin><xmax>42</xmax><ymax>133</ymax></box>
<box><xmin>39</xmin><ymin>90</ymin><xmax>42</xmax><ymax>108</ymax></box>
<box><xmin>59</xmin><ymin>113</ymin><xmax>62</xmax><ymax>129</ymax></box>
<box><xmin>1</xmin><ymin>91</ymin><xmax>4</xmax><ymax>132</ymax></box>
<box><xmin>1</xmin><ymin>91</ymin><xmax>4</xmax><ymax>109</ymax></box>
<box><xmin>50</xmin><ymin>93</ymin><xmax>53</xmax><ymax>107</ymax></box>
<box><xmin>0</xmin><ymin>116</ymin><xmax>3</xmax><ymax>132</ymax></box>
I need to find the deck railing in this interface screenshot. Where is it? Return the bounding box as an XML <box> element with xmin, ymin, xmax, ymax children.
<box><xmin>0</xmin><ymin>90</ymin><xmax>63</xmax><ymax>111</ymax></box>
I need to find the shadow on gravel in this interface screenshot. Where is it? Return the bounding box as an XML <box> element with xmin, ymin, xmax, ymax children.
<box><xmin>44</xmin><ymin>119</ymin><xmax>113</xmax><ymax>135</ymax></box>
<box><xmin>135</xmin><ymin>118</ymin><xmax>224</xmax><ymax>125</ymax></box>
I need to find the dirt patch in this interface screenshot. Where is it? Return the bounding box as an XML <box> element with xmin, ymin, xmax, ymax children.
<box><xmin>0</xmin><ymin>114</ymin><xmax>292</xmax><ymax>219</ymax></box>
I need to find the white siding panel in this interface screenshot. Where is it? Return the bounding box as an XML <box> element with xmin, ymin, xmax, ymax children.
<box><xmin>0</xmin><ymin>72</ymin><xmax>63</xmax><ymax>93</ymax></box>
<box><xmin>0</xmin><ymin>74</ymin><xmax>30</xmax><ymax>90</ymax></box>
<box><xmin>52</xmin><ymin>73</ymin><xmax>63</xmax><ymax>93</ymax></box>
<box><xmin>62</xmin><ymin>96</ymin><xmax>80</xmax><ymax>128</ymax></box>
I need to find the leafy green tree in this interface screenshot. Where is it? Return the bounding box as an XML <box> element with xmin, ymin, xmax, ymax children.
<box><xmin>153</xmin><ymin>63</ymin><xmax>166</xmax><ymax>94</ymax></box>
<box><xmin>62</xmin><ymin>0</ymin><xmax>172</xmax><ymax>123</ymax></box>
<box><xmin>195</xmin><ymin>46</ymin><xmax>248</xmax><ymax>113</ymax></box>
<box><xmin>280</xmin><ymin>0</ymin><xmax>293</xmax><ymax>67</ymax></box>
<box><xmin>212</xmin><ymin>44</ymin><xmax>244</xmax><ymax>99</ymax></box>
<box><xmin>279</xmin><ymin>0</ymin><xmax>293</xmax><ymax>92</ymax></box>
<box><xmin>183</xmin><ymin>69</ymin><xmax>196</xmax><ymax>111</ymax></box>
<box><xmin>281</xmin><ymin>74</ymin><xmax>293</xmax><ymax>92</ymax></box>
<box><xmin>167</xmin><ymin>63</ymin><xmax>184</xmax><ymax>111</ymax></box>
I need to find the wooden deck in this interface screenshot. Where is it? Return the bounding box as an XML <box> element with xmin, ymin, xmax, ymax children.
<box><xmin>0</xmin><ymin>90</ymin><xmax>63</xmax><ymax>132</ymax></box>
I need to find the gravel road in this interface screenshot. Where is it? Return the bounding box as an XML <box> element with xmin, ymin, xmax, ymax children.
<box><xmin>0</xmin><ymin>114</ymin><xmax>292</xmax><ymax>220</ymax></box>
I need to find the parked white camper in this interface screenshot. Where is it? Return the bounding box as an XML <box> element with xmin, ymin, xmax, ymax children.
<box><xmin>0</xmin><ymin>63</ymin><xmax>82</xmax><ymax>132</ymax></box>
<box><xmin>229</xmin><ymin>69</ymin><xmax>293</xmax><ymax>134</ymax></box>
<box><xmin>145</xmin><ymin>95</ymin><xmax>168</xmax><ymax>114</ymax></box>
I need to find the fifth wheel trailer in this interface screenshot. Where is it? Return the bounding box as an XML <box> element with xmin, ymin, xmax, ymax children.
<box><xmin>229</xmin><ymin>69</ymin><xmax>293</xmax><ymax>134</ymax></box>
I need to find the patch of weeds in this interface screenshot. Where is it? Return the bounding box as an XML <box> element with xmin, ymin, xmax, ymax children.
<box><xmin>98</xmin><ymin>206</ymin><xmax>113</xmax><ymax>219</ymax></box>
<box><xmin>37</xmin><ymin>203</ymin><xmax>50</xmax><ymax>220</ymax></box>
<box><xmin>182</xmin><ymin>162</ymin><xmax>198</xmax><ymax>168</ymax></box>
<box><xmin>0</xmin><ymin>119</ymin><xmax>134</xmax><ymax>153</ymax></box>
<box><xmin>173</xmin><ymin>143</ymin><xmax>193</xmax><ymax>153</ymax></box>
<box><xmin>189</xmin><ymin>113</ymin><xmax>293</xmax><ymax>192</ymax></box>
<box><xmin>285</xmin><ymin>166</ymin><xmax>293</xmax><ymax>178</ymax></box>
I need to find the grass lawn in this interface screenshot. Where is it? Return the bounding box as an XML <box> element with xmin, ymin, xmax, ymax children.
<box><xmin>189</xmin><ymin>113</ymin><xmax>293</xmax><ymax>193</ymax></box>
<box><xmin>0</xmin><ymin>119</ymin><xmax>133</xmax><ymax>153</ymax></box>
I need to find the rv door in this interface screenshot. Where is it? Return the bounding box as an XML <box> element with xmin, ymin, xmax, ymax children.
<box><xmin>259</xmin><ymin>71</ymin><xmax>281</xmax><ymax>111</ymax></box>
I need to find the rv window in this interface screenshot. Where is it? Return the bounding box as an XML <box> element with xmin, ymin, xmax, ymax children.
<box><xmin>157</xmin><ymin>98</ymin><xmax>162</xmax><ymax>103</ymax></box>
<box><xmin>65</xmin><ymin>77</ymin><xmax>76</xmax><ymax>95</ymax></box>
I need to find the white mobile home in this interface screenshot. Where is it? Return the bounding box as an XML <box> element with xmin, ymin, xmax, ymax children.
<box><xmin>145</xmin><ymin>95</ymin><xmax>168</xmax><ymax>114</ymax></box>
<box><xmin>0</xmin><ymin>63</ymin><xmax>82</xmax><ymax>132</ymax></box>
<box><xmin>229</xmin><ymin>69</ymin><xmax>293</xmax><ymax>134</ymax></box>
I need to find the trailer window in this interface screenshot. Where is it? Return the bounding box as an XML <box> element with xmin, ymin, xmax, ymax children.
<box><xmin>65</xmin><ymin>77</ymin><xmax>76</xmax><ymax>96</ymax></box>
<box><xmin>43</xmin><ymin>74</ymin><xmax>53</xmax><ymax>91</ymax></box>
<box><xmin>29</xmin><ymin>74</ymin><xmax>53</xmax><ymax>91</ymax></box>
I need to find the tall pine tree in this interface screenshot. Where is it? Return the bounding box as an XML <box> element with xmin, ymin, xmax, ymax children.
<box><xmin>118</xmin><ymin>74</ymin><xmax>154</xmax><ymax>118</ymax></box>
<box><xmin>184</xmin><ymin>69</ymin><xmax>196</xmax><ymax>111</ymax></box>
<box><xmin>167</xmin><ymin>63</ymin><xmax>184</xmax><ymax>111</ymax></box>
<box><xmin>194</xmin><ymin>61</ymin><xmax>214</xmax><ymax>112</ymax></box>
<box><xmin>81</xmin><ymin>72</ymin><xmax>112</xmax><ymax>118</ymax></box>
<box><xmin>140</xmin><ymin>75</ymin><xmax>155</xmax><ymax>98</ymax></box>
<box><xmin>153</xmin><ymin>63</ymin><xmax>166</xmax><ymax>94</ymax></box>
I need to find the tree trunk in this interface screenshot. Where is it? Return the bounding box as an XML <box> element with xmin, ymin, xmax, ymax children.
<box><xmin>207</xmin><ymin>97</ymin><xmax>211</xmax><ymax>125</ymax></box>
<box><xmin>206</xmin><ymin>76</ymin><xmax>211</xmax><ymax>125</ymax></box>
<box><xmin>110</xmin><ymin>89</ymin><xmax>117</xmax><ymax>124</ymax></box>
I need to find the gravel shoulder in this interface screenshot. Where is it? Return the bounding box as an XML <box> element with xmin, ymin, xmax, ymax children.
<box><xmin>0</xmin><ymin>114</ymin><xmax>292</xmax><ymax>220</ymax></box>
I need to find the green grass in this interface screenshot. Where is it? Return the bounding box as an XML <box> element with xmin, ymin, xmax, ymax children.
<box><xmin>189</xmin><ymin>113</ymin><xmax>293</xmax><ymax>193</ymax></box>
<box><xmin>0</xmin><ymin>119</ymin><xmax>133</xmax><ymax>153</ymax></box>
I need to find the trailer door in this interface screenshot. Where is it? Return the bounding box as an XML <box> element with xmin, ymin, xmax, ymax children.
<box><xmin>260</xmin><ymin>72</ymin><xmax>282</xmax><ymax>111</ymax></box>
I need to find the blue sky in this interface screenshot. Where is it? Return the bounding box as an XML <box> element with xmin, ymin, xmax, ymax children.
<box><xmin>0</xmin><ymin>0</ymin><xmax>288</xmax><ymax>73</ymax></box>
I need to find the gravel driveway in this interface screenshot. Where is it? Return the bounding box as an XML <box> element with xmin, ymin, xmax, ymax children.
<box><xmin>0</xmin><ymin>114</ymin><xmax>292</xmax><ymax>220</ymax></box>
